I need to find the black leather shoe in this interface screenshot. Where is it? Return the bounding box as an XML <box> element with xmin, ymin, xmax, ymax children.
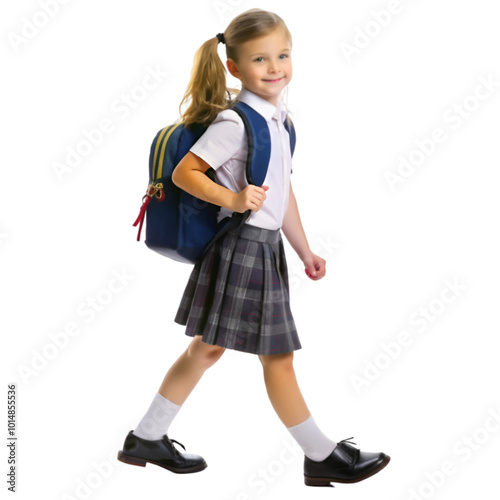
<box><xmin>304</xmin><ymin>437</ymin><xmax>390</xmax><ymax>486</ymax></box>
<box><xmin>117</xmin><ymin>430</ymin><xmax>207</xmax><ymax>474</ymax></box>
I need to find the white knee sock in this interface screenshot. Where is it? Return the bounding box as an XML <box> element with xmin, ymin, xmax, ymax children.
<box><xmin>287</xmin><ymin>415</ymin><xmax>337</xmax><ymax>462</ymax></box>
<box><xmin>133</xmin><ymin>392</ymin><xmax>181</xmax><ymax>440</ymax></box>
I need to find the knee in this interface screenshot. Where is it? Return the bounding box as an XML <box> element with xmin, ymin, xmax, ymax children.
<box><xmin>187</xmin><ymin>337</ymin><xmax>225</xmax><ymax>369</ymax></box>
<box><xmin>259</xmin><ymin>351</ymin><xmax>294</xmax><ymax>372</ymax></box>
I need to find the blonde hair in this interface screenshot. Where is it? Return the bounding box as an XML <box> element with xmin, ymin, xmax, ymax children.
<box><xmin>179</xmin><ymin>8</ymin><xmax>292</xmax><ymax>128</ymax></box>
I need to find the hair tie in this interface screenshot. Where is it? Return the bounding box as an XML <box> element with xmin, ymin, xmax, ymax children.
<box><xmin>216</xmin><ymin>33</ymin><xmax>226</xmax><ymax>44</ymax></box>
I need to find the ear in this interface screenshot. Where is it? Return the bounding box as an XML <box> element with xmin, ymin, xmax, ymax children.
<box><xmin>226</xmin><ymin>59</ymin><xmax>241</xmax><ymax>80</ymax></box>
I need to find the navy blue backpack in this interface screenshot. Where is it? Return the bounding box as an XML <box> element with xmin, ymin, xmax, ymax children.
<box><xmin>133</xmin><ymin>101</ymin><xmax>296</xmax><ymax>264</ymax></box>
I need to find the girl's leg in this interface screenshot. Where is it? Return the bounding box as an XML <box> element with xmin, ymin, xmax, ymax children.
<box><xmin>134</xmin><ymin>336</ymin><xmax>225</xmax><ymax>440</ymax></box>
<box><xmin>158</xmin><ymin>335</ymin><xmax>225</xmax><ymax>404</ymax></box>
<box><xmin>258</xmin><ymin>351</ymin><xmax>336</xmax><ymax>462</ymax></box>
<box><xmin>258</xmin><ymin>351</ymin><xmax>310</xmax><ymax>427</ymax></box>
<box><xmin>258</xmin><ymin>351</ymin><xmax>390</xmax><ymax>486</ymax></box>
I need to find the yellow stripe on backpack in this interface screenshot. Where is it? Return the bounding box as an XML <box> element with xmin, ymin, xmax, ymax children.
<box><xmin>153</xmin><ymin>123</ymin><xmax>182</xmax><ymax>181</ymax></box>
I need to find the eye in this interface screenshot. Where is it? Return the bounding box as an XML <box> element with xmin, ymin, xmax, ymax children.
<box><xmin>254</xmin><ymin>56</ymin><xmax>264</xmax><ymax>62</ymax></box>
<box><xmin>279</xmin><ymin>53</ymin><xmax>289</xmax><ymax>59</ymax></box>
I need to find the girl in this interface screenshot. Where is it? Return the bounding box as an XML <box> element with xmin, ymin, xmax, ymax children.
<box><xmin>118</xmin><ymin>8</ymin><xmax>390</xmax><ymax>487</ymax></box>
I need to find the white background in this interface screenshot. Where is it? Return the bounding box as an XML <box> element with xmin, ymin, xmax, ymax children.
<box><xmin>2</xmin><ymin>0</ymin><xmax>500</xmax><ymax>499</ymax></box>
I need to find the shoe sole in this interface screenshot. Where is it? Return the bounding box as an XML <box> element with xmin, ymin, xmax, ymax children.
<box><xmin>117</xmin><ymin>450</ymin><xmax>207</xmax><ymax>474</ymax></box>
<box><xmin>304</xmin><ymin>455</ymin><xmax>391</xmax><ymax>487</ymax></box>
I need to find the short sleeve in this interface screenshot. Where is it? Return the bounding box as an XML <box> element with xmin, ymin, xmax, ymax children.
<box><xmin>190</xmin><ymin>109</ymin><xmax>246</xmax><ymax>169</ymax></box>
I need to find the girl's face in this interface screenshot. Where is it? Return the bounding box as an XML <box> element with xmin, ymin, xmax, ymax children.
<box><xmin>227</xmin><ymin>27</ymin><xmax>292</xmax><ymax>106</ymax></box>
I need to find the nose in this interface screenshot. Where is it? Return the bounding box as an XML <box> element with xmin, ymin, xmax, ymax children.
<box><xmin>268</xmin><ymin>59</ymin><xmax>280</xmax><ymax>73</ymax></box>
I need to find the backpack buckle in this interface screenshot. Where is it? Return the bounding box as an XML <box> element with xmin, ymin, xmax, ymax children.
<box><xmin>146</xmin><ymin>182</ymin><xmax>165</xmax><ymax>201</ymax></box>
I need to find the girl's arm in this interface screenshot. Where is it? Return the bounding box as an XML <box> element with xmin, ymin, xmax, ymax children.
<box><xmin>172</xmin><ymin>152</ymin><xmax>269</xmax><ymax>214</ymax></box>
<box><xmin>282</xmin><ymin>182</ymin><xmax>326</xmax><ymax>280</ymax></box>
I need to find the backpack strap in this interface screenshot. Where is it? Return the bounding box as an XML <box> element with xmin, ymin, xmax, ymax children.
<box><xmin>284</xmin><ymin>115</ymin><xmax>296</xmax><ymax>156</ymax></box>
<box><xmin>199</xmin><ymin>101</ymin><xmax>296</xmax><ymax>258</ymax></box>
<box><xmin>231</xmin><ymin>101</ymin><xmax>296</xmax><ymax>176</ymax></box>
<box><xmin>231</xmin><ymin>101</ymin><xmax>271</xmax><ymax>186</ymax></box>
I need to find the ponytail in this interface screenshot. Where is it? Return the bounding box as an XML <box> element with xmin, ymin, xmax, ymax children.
<box><xmin>179</xmin><ymin>36</ymin><xmax>235</xmax><ymax>128</ymax></box>
<box><xmin>178</xmin><ymin>9</ymin><xmax>292</xmax><ymax>129</ymax></box>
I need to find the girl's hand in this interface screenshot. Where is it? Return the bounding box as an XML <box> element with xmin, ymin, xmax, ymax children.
<box><xmin>302</xmin><ymin>252</ymin><xmax>326</xmax><ymax>281</ymax></box>
<box><xmin>232</xmin><ymin>185</ymin><xmax>269</xmax><ymax>213</ymax></box>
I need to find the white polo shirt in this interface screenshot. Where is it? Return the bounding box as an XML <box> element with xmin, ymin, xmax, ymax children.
<box><xmin>189</xmin><ymin>87</ymin><xmax>293</xmax><ymax>230</ymax></box>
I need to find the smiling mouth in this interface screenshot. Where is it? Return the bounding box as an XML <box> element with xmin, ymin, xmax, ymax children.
<box><xmin>263</xmin><ymin>77</ymin><xmax>284</xmax><ymax>83</ymax></box>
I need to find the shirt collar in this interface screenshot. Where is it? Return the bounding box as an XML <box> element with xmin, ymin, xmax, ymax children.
<box><xmin>237</xmin><ymin>87</ymin><xmax>288</xmax><ymax>124</ymax></box>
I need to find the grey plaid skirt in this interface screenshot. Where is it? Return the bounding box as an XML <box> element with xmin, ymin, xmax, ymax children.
<box><xmin>173</xmin><ymin>221</ymin><xmax>301</xmax><ymax>355</ymax></box>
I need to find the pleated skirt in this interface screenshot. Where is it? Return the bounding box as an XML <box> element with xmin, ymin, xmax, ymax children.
<box><xmin>174</xmin><ymin>221</ymin><xmax>301</xmax><ymax>355</ymax></box>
